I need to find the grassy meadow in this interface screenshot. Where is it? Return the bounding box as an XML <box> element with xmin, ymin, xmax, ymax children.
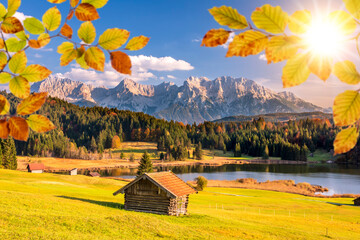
<box><xmin>0</xmin><ymin>169</ymin><xmax>359</xmax><ymax>239</ymax></box>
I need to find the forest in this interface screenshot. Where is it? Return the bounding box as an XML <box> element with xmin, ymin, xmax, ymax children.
<box><xmin>2</xmin><ymin>91</ymin><xmax>358</xmax><ymax>164</ymax></box>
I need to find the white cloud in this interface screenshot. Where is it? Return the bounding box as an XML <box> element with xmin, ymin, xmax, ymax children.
<box><xmin>192</xmin><ymin>38</ymin><xmax>201</xmax><ymax>42</ymax></box>
<box><xmin>37</xmin><ymin>48</ymin><xmax>53</xmax><ymax>52</ymax></box>
<box><xmin>259</xmin><ymin>54</ymin><xmax>267</xmax><ymax>61</ymax></box>
<box><xmin>34</xmin><ymin>53</ymin><xmax>42</xmax><ymax>58</ymax></box>
<box><xmin>221</xmin><ymin>32</ymin><xmax>235</xmax><ymax>49</ymax></box>
<box><xmin>61</xmin><ymin>55</ymin><xmax>194</xmax><ymax>87</ymax></box>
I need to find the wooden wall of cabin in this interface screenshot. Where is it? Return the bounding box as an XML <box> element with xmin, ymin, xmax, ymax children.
<box><xmin>169</xmin><ymin>195</ymin><xmax>189</xmax><ymax>216</ymax></box>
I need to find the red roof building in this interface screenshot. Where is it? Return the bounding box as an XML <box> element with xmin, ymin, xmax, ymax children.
<box><xmin>89</xmin><ymin>172</ymin><xmax>101</xmax><ymax>177</ymax></box>
<box><xmin>27</xmin><ymin>163</ymin><xmax>45</xmax><ymax>173</ymax></box>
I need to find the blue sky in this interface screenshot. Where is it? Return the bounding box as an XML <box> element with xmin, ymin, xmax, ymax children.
<box><xmin>8</xmin><ymin>0</ymin><xmax>360</xmax><ymax>107</ymax></box>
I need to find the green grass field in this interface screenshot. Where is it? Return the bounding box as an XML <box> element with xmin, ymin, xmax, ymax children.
<box><xmin>1</xmin><ymin>169</ymin><xmax>359</xmax><ymax>239</ymax></box>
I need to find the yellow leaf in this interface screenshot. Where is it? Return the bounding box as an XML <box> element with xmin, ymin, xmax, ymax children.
<box><xmin>125</xmin><ymin>35</ymin><xmax>150</xmax><ymax>51</ymax></box>
<box><xmin>343</xmin><ymin>0</ymin><xmax>360</xmax><ymax>20</ymax></box>
<box><xmin>75</xmin><ymin>3</ymin><xmax>99</xmax><ymax>21</ymax></box>
<box><xmin>110</xmin><ymin>51</ymin><xmax>131</xmax><ymax>75</ymax></box>
<box><xmin>75</xmin><ymin>46</ymin><xmax>89</xmax><ymax>69</ymax></box>
<box><xmin>307</xmin><ymin>54</ymin><xmax>332</xmax><ymax>81</ymax></box>
<box><xmin>208</xmin><ymin>6</ymin><xmax>248</xmax><ymax>29</ymax></box>
<box><xmin>42</xmin><ymin>6</ymin><xmax>62</xmax><ymax>31</ymax></box>
<box><xmin>0</xmin><ymin>52</ymin><xmax>7</xmax><ymax>70</ymax></box>
<box><xmin>334</xmin><ymin>127</ymin><xmax>359</xmax><ymax>155</ymax></box>
<box><xmin>27</xmin><ymin>115</ymin><xmax>56</xmax><ymax>133</ymax></box>
<box><xmin>333</xmin><ymin>61</ymin><xmax>360</xmax><ymax>85</ymax></box>
<box><xmin>333</xmin><ymin>90</ymin><xmax>360</xmax><ymax>126</ymax></box>
<box><xmin>82</xmin><ymin>0</ymin><xmax>108</xmax><ymax>9</ymax></box>
<box><xmin>21</xmin><ymin>64</ymin><xmax>52</xmax><ymax>82</ymax></box>
<box><xmin>78</xmin><ymin>21</ymin><xmax>96</xmax><ymax>44</ymax></box>
<box><xmin>265</xmin><ymin>36</ymin><xmax>301</xmax><ymax>63</ymax></box>
<box><xmin>0</xmin><ymin>120</ymin><xmax>9</xmax><ymax>139</ymax></box>
<box><xmin>98</xmin><ymin>28</ymin><xmax>129</xmax><ymax>50</ymax></box>
<box><xmin>251</xmin><ymin>4</ymin><xmax>288</xmax><ymax>34</ymax></box>
<box><xmin>70</xmin><ymin>0</ymin><xmax>80</xmax><ymax>8</ymax></box>
<box><xmin>1</xmin><ymin>16</ymin><xmax>24</xmax><ymax>33</ymax></box>
<box><xmin>0</xmin><ymin>94</ymin><xmax>10</xmax><ymax>115</ymax></box>
<box><xmin>60</xmin><ymin>23</ymin><xmax>73</xmax><ymax>39</ymax></box>
<box><xmin>328</xmin><ymin>10</ymin><xmax>357</xmax><ymax>35</ymax></box>
<box><xmin>5</xmin><ymin>37</ymin><xmax>26</xmax><ymax>52</ymax></box>
<box><xmin>226</xmin><ymin>30</ymin><xmax>268</xmax><ymax>57</ymax></box>
<box><xmin>15</xmin><ymin>31</ymin><xmax>28</xmax><ymax>41</ymax></box>
<box><xmin>288</xmin><ymin>10</ymin><xmax>312</xmax><ymax>34</ymax></box>
<box><xmin>0</xmin><ymin>72</ymin><xmax>12</xmax><ymax>84</ymax></box>
<box><xmin>282</xmin><ymin>53</ymin><xmax>311</xmax><ymax>88</ymax></box>
<box><xmin>57</xmin><ymin>42</ymin><xmax>77</xmax><ymax>66</ymax></box>
<box><xmin>9</xmin><ymin>50</ymin><xmax>27</xmax><ymax>74</ymax></box>
<box><xmin>9</xmin><ymin>76</ymin><xmax>30</xmax><ymax>99</ymax></box>
<box><xmin>0</xmin><ymin>3</ymin><xmax>6</xmax><ymax>19</ymax></box>
<box><xmin>6</xmin><ymin>0</ymin><xmax>21</xmax><ymax>17</ymax></box>
<box><xmin>84</xmin><ymin>46</ymin><xmax>105</xmax><ymax>71</ymax></box>
<box><xmin>47</xmin><ymin>0</ymin><xmax>67</xmax><ymax>3</ymax></box>
<box><xmin>17</xmin><ymin>92</ymin><xmax>48</xmax><ymax>115</ymax></box>
<box><xmin>201</xmin><ymin>29</ymin><xmax>230</xmax><ymax>47</ymax></box>
<box><xmin>8</xmin><ymin>116</ymin><xmax>29</xmax><ymax>141</ymax></box>
<box><xmin>28</xmin><ymin>33</ymin><xmax>51</xmax><ymax>49</ymax></box>
<box><xmin>23</xmin><ymin>17</ymin><xmax>45</xmax><ymax>35</ymax></box>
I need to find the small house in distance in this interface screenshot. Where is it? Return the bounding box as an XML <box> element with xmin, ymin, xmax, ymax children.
<box><xmin>89</xmin><ymin>172</ymin><xmax>101</xmax><ymax>177</ymax></box>
<box><xmin>27</xmin><ymin>163</ymin><xmax>45</xmax><ymax>173</ymax></box>
<box><xmin>69</xmin><ymin>168</ymin><xmax>78</xmax><ymax>176</ymax></box>
<box><xmin>354</xmin><ymin>197</ymin><xmax>360</xmax><ymax>206</ymax></box>
<box><xmin>113</xmin><ymin>171</ymin><xmax>197</xmax><ymax>216</ymax></box>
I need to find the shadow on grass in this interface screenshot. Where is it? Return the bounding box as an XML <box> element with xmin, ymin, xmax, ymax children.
<box><xmin>57</xmin><ymin>196</ymin><xmax>124</xmax><ymax>209</ymax></box>
<box><xmin>326</xmin><ymin>202</ymin><xmax>355</xmax><ymax>207</ymax></box>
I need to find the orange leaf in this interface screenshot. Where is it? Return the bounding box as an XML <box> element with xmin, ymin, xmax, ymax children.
<box><xmin>27</xmin><ymin>115</ymin><xmax>56</xmax><ymax>133</ymax></box>
<box><xmin>0</xmin><ymin>94</ymin><xmax>10</xmax><ymax>115</ymax></box>
<box><xmin>125</xmin><ymin>35</ymin><xmax>150</xmax><ymax>51</ymax></box>
<box><xmin>75</xmin><ymin>3</ymin><xmax>99</xmax><ymax>21</ymax></box>
<box><xmin>61</xmin><ymin>23</ymin><xmax>73</xmax><ymax>39</ymax></box>
<box><xmin>47</xmin><ymin>0</ymin><xmax>67</xmax><ymax>3</ymax></box>
<box><xmin>9</xmin><ymin>116</ymin><xmax>29</xmax><ymax>141</ymax></box>
<box><xmin>308</xmin><ymin>54</ymin><xmax>332</xmax><ymax>81</ymax></box>
<box><xmin>67</xmin><ymin>9</ymin><xmax>74</xmax><ymax>20</ymax></box>
<box><xmin>70</xmin><ymin>0</ymin><xmax>80</xmax><ymax>7</ymax></box>
<box><xmin>201</xmin><ymin>29</ymin><xmax>230</xmax><ymax>47</ymax></box>
<box><xmin>84</xmin><ymin>46</ymin><xmax>105</xmax><ymax>71</ymax></box>
<box><xmin>17</xmin><ymin>92</ymin><xmax>48</xmax><ymax>115</ymax></box>
<box><xmin>0</xmin><ymin>120</ymin><xmax>9</xmax><ymax>139</ymax></box>
<box><xmin>110</xmin><ymin>51</ymin><xmax>131</xmax><ymax>75</ymax></box>
<box><xmin>226</xmin><ymin>31</ymin><xmax>268</xmax><ymax>57</ymax></box>
<box><xmin>28</xmin><ymin>33</ymin><xmax>51</xmax><ymax>49</ymax></box>
<box><xmin>1</xmin><ymin>17</ymin><xmax>24</xmax><ymax>34</ymax></box>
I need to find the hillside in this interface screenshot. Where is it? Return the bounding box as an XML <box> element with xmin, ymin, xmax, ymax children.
<box><xmin>31</xmin><ymin>75</ymin><xmax>328</xmax><ymax>123</ymax></box>
<box><xmin>0</xmin><ymin>170</ymin><xmax>359</xmax><ymax>239</ymax></box>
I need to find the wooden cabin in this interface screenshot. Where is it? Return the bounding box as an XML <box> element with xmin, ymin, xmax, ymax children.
<box><xmin>27</xmin><ymin>163</ymin><xmax>45</xmax><ymax>173</ymax></box>
<box><xmin>89</xmin><ymin>172</ymin><xmax>100</xmax><ymax>177</ymax></box>
<box><xmin>70</xmin><ymin>168</ymin><xmax>78</xmax><ymax>176</ymax></box>
<box><xmin>354</xmin><ymin>197</ymin><xmax>360</xmax><ymax>206</ymax></box>
<box><xmin>113</xmin><ymin>171</ymin><xmax>197</xmax><ymax>216</ymax></box>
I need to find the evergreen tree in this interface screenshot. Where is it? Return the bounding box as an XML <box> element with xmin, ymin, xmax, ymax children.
<box><xmin>137</xmin><ymin>151</ymin><xmax>153</xmax><ymax>176</ymax></box>
<box><xmin>262</xmin><ymin>145</ymin><xmax>269</xmax><ymax>160</ymax></box>
<box><xmin>90</xmin><ymin>137</ymin><xmax>97</xmax><ymax>153</ymax></box>
<box><xmin>234</xmin><ymin>143</ymin><xmax>241</xmax><ymax>157</ymax></box>
<box><xmin>194</xmin><ymin>142</ymin><xmax>203</xmax><ymax>160</ymax></box>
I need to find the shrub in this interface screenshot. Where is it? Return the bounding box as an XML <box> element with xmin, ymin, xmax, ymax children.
<box><xmin>195</xmin><ymin>176</ymin><xmax>208</xmax><ymax>191</ymax></box>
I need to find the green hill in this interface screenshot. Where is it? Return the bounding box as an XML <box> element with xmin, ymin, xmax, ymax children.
<box><xmin>0</xmin><ymin>170</ymin><xmax>359</xmax><ymax>239</ymax></box>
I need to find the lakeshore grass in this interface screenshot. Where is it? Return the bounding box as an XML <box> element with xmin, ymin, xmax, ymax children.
<box><xmin>0</xmin><ymin>169</ymin><xmax>359</xmax><ymax>239</ymax></box>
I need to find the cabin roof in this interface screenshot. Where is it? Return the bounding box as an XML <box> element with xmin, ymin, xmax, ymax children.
<box><xmin>27</xmin><ymin>163</ymin><xmax>45</xmax><ymax>171</ymax></box>
<box><xmin>89</xmin><ymin>172</ymin><xmax>100</xmax><ymax>177</ymax></box>
<box><xmin>113</xmin><ymin>171</ymin><xmax>197</xmax><ymax>198</ymax></box>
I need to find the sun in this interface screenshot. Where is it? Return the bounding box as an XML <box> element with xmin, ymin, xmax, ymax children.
<box><xmin>304</xmin><ymin>18</ymin><xmax>344</xmax><ymax>57</ymax></box>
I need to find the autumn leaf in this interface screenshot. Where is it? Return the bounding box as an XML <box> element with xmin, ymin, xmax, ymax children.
<box><xmin>226</xmin><ymin>30</ymin><xmax>268</xmax><ymax>57</ymax></box>
<box><xmin>201</xmin><ymin>29</ymin><xmax>230</xmax><ymax>47</ymax></box>
<box><xmin>110</xmin><ymin>51</ymin><xmax>131</xmax><ymax>74</ymax></box>
<box><xmin>307</xmin><ymin>54</ymin><xmax>332</xmax><ymax>81</ymax></box>
<box><xmin>209</xmin><ymin>6</ymin><xmax>248</xmax><ymax>29</ymax></box>
<box><xmin>60</xmin><ymin>23</ymin><xmax>73</xmax><ymax>39</ymax></box>
<box><xmin>0</xmin><ymin>120</ymin><xmax>9</xmax><ymax>139</ymax></box>
<box><xmin>9</xmin><ymin>76</ymin><xmax>30</xmax><ymax>99</ymax></box>
<box><xmin>5</xmin><ymin>37</ymin><xmax>26</xmax><ymax>52</ymax></box>
<box><xmin>9</xmin><ymin>51</ymin><xmax>27</xmax><ymax>74</ymax></box>
<box><xmin>265</xmin><ymin>36</ymin><xmax>301</xmax><ymax>63</ymax></box>
<box><xmin>6</xmin><ymin>0</ymin><xmax>21</xmax><ymax>18</ymax></box>
<box><xmin>288</xmin><ymin>10</ymin><xmax>312</xmax><ymax>34</ymax></box>
<box><xmin>328</xmin><ymin>10</ymin><xmax>357</xmax><ymax>35</ymax></box>
<box><xmin>27</xmin><ymin>115</ymin><xmax>56</xmax><ymax>133</ymax></box>
<box><xmin>84</xmin><ymin>47</ymin><xmax>105</xmax><ymax>71</ymax></box>
<box><xmin>75</xmin><ymin>45</ymin><xmax>89</xmax><ymax>69</ymax></box>
<box><xmin>0</xmin><ymin>72</ymin><xmax>12</xmax><ymax>84</ymax></box>
<box><xmin>333</xmin><ymin>61</ymin><xmax>360</xmax><ymax>85</ymax></box>
<box><xmin>0</xmin><ymin>94</ymin><xmax>10</xmax><ymax>115</ymax></box>
<box><xmin>70</xmin><ymin>0</ymin><xmax>80</xmax><ymax>8</ymax></box>
<box><xmin>0</xmin><ymin>38</ymin><xmax>4</xmax><ymax>49</ymax></box>
<box><xmin>17</xmin><ymin>92</ymin><xmax>48</xmax><ymax>115</ymax></box>
<box><xmin>15</xmin><ymin>31</ymin><xmax>28</xmax><ymax>41</ymax></box>
<box><xmin>333</xmin><ymin>90</ymin><xmax>360</xmax><ymax>127</ymax></box>
<box><xmin>21</xmin><ymin>64</ymin><xmax>52</xmax><ymax>82</ymax></box>
<box><xmin>0</xmin><ymin>52</ymin><xmax>7</xmax><ymax>70</ymax></box>
<box><xmin>1</xmin><ymin>17</ymin><xmax>24</xmax><ymax>33</ymax></box>
<box><xmin>251</xmin><ymin>4</ymin><xmax>288</xmax><ymax>34</ymax></box>
<box><xmin>67</xmin><ymin>9</ymin><xmax>74</xmax><ymax>20</ymax></box>
<box><xmin>343</xmin><ymin>0</ymin><xmax>360</xmax><ymax>19</ymax></box>
<box><xmin>282</xmin><ymin>53</ymin><xmax>311</xmax><ymax>88</ymax></box>
<box><xmin>334</xmin><ymin>127</ymin><xmax>359</xmax><ymax>155</ymax></box>
<box><xmin>8</xmin><ymin>116</ymin><xmax>29</xmax><ymax>141</ymax></box>
<box><xmin>28</xmin><ymin>33</ymin><xmax>51</xmax><ymax>49</ymax></box>
<box><xmin>98</xmin><ymin>28</ymin><xmax>129</xmax><ymax>50</ymax></box>
<box><xmin>78</xmin><ymin>21</ymin><xmax>96</xmax><ymax>44</ymax></box>
<box><xmin>47</xmin><ymin>0</ymin><xmax>67</xmax><ymax>3</ymax></box>
<box><xmin>42</xmin><ymin>7</ymin><xmax>62</xmax><ymax>31</ymax></box>
<box><xmin>75</xmin><ymin>3</ymin><xmax>99</xmax><ymax>21</ymax></box>
<box><xmin>82</xmin><ymin>0</ymin><xmax>108</xmax><ymax>9</ymax></box>
<box><xmin>0</xmin><ymin>4</ymin><xmax>6</xmax><ymax>19</ymax></box>
<box><xmin>57</xmin><ymin>42</ymin><xmax>77</xmax><ymax>66</ymax></box>
<box><xmin>125</xmin><ymin>36</ymin><xmax>150</xmax><ymax>50</ymax></box>
<box><xmin>23</xmin><ymin>17</ymin><xmax>45</xmax><ymax>35</ymax></box>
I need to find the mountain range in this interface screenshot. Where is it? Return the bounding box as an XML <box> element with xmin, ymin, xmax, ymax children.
<box><xmin>31</xmin><ymin>75</ymin><xmax>329</xmax><ymax>123</ymax></box>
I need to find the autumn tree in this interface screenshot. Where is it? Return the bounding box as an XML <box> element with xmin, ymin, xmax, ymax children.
<box><xmin>111</xmin><ymin>135</ymin><xmax>121</xmax><ymax>149</ymax></box>
<box><xmin>0</xmin><ymin>0</ymin><xmax>149</xmax><ymax>142</ymax></box>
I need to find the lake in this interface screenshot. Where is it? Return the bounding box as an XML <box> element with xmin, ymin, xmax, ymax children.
<box><xmin>80</xmin><ymin>164</ymin><xmax>360</xmax><ymax>195</ymax></box>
